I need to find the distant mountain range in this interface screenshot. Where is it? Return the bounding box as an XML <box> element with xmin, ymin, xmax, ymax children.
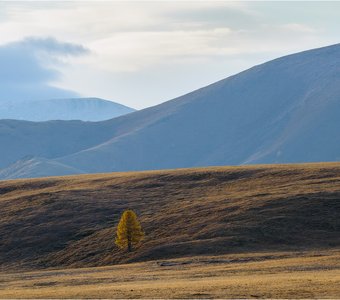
<box><xmin>1</xmin><ymin>43</ymin><xmax>340</xmax><ymax>180</ymax></box>
<box><xmin>0</xmin><ymin>97</ymin><xmax>135</xmax><ymax>121</ymax></box>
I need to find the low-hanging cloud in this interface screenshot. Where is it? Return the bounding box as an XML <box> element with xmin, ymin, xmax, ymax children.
<box><xmin>0</xmin><ymin>37</ymin><xmax>88</xmax><ymax>102</ymax></box>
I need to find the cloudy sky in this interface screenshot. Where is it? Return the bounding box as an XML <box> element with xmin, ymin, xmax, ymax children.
<box><xmin>1</xmin><ymin>1</ymin><xmax>340</xmax><ymax>109</ymax></box>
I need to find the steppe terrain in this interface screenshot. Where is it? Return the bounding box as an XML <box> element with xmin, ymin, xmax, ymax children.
<box><xmin>1</xmin><ymin>250</ymin><xmax>339</xmax><ymax>298</ymax></box>
<box><xmin>0</xmin><ymin>163</ymin><xmax>339</xmax><ymax>297</ymax></box>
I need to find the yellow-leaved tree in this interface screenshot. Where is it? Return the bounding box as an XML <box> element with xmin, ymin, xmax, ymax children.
<box><xmin>115</xmin><ymin>209</ymin><xmax>144</xmax><ymax>252</ymax></box>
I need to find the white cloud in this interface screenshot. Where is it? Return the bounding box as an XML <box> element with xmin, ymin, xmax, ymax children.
<box><xmin>0</xmin><ymin>1</ymin><xmax>339</xmax><ymax>108</ymax></box>
<box><xmin>0</xmin><ymin>37</ymin><xmax>87</xmax><ymax>102</ymax></box>
<box><xmin>280</xmin><ymin>23</ymin><xmax>317</xmax><ymax>33</ymax></box>
<box><xmin>86</xmin><ymin>27</ymin><xmax>234</xmax><ymax>72</ymax></box>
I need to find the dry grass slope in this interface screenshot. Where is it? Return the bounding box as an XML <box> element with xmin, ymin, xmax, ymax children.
<box><xmin>0</xmin><ymin>163</ymin><xmax>340</xmax><ymax>270</ymax></box>
<box><xmin>1</xmin><ymin>250</ymin><xmax>340</xmax><ymax>299</ymax></box>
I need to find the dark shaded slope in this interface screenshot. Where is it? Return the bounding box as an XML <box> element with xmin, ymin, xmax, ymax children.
<box><xmin>0</xmin><ymin>163</ymin><xmax>339</xmax><ymax>270</ymax></box>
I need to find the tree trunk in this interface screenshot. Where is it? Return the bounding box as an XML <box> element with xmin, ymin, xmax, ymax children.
<box><xmin>128</xmin><ymin>239</ymin><xmax>132</xmax><ymax>252</ymax></box>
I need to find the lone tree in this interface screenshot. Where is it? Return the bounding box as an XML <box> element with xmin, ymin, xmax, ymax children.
<box><xmin>115</xmin><ymin>209</ymin><xmax>144</xmax><ymax>252</ymax></box>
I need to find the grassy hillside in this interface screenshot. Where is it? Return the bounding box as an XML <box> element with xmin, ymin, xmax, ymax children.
<box><xmin>0</xmin><ymin>163</ymin><xmax>339</xmax><ymax>270</ymax></box>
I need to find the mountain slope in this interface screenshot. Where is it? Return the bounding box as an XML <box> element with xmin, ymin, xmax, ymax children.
<box><xmin>0</xmin><ymin>119</ymin><xmax>120</xmax><ymax>168</ymax></box>
<box><xmin>0</xmin><ymin>163</ymin><xmax>339</xmax><ymax>269</ymax></box>
<box><xmin>0</xmin><ymin>156</ymin><xmax>84</xmax><ymax>180</ymax></box>
<box><xmin>0</xmin><ymin>97</ymin><xmax>135</xmax><ymax>121</ymax></box>
<box><xmin>0</xmin><ymin>44</ymin><xmax>340</xmax><ymax>177</ymax></box>
<box><xmin>58</xmin><ymin>43</ymin><xmax>340</xmax><ymax>173</ymax></box>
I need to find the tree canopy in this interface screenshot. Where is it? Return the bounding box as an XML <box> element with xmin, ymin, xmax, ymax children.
<box><xmin>115</xmin><ymin>209</ymin><xmax>144</xmax><ymax>252</ymax></box>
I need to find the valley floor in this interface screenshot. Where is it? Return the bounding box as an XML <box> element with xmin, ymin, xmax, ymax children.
<box><xmin>1</xmin><ymin>249</ymin><xmax>339</xmax><ymax>299</ymax></box>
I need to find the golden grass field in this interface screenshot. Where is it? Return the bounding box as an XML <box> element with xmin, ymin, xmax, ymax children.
<box><xmin>1</xmin><ymin>250</ymin><xmax>339</xmax><ymax>298</ymax></box>
<box><xmin>0</xmin><ymin>163</ymin><xmax>340</xmax><ymax>298</ymax></box>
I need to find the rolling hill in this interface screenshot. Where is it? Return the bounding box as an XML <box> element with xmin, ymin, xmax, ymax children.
<box><xmin>0</xmin><ymin>163</ymin><xmax>339</xmax><ymax>270</ymax></box>
<box><xmin>0</xmin><ymin>119</ymin><xmax>121</xmax><ymax>169</ymax></box>
<box><xmin>0</xmin><ymin>156</ymin><xmax>84</xmax><ymax>180</ymax></box>
<box><xmin>0</xmin><ymin>44</ymin><xmax>340</xmax><ymax>178</ymax></box>
<box><xmin>0</xmin><ymin>97</ymin><xmax>135</xmax><ymax>122</ymax></box>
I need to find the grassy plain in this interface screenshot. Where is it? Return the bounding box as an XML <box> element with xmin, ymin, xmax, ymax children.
<box><xmin>1</xmin><ymin>250</ymin><xmax>339</xmax><ymax>298</ymax></box>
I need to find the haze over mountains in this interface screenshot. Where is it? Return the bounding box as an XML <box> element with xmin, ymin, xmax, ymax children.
<box><xmin>1</xmin><ymin>44</ymin><xmax>340</xmax><ymax>180</ymax></box>
<box><xmin>0</xmin><ymin>97</ymin><xmax>135</xmax><ymax>122</ymax></box>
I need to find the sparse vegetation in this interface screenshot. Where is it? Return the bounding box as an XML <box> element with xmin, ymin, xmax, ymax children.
<box><xmin>1</xmin><ymin>250</ymin><xmax>340</xmax><ymax>298</ymax></box>
<box><xmin>115</xmin><ymin>210</ymin><xmax>144</xmax><ymax>252</ymax></box>
<box><xmin>0</xmin><ymin>163</ymin><xmax>339</xmax><ymax>271</ymax></box>
<box><xmin>0</xmin><ymin>163</ymin><xmax>340</xmax><ymax>298</ymax></box>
